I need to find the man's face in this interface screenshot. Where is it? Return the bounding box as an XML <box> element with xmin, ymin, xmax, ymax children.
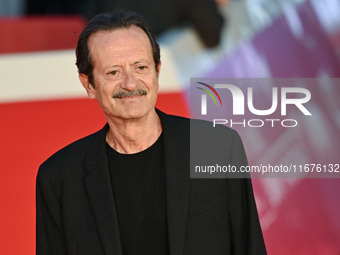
<box><xmin>81</xmin><ymin>26</ymin><xmax>160</xmax><ymax>121</ymax></box>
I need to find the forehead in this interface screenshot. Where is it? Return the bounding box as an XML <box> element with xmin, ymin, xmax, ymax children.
<box><xmin>87</xmin><ymin>26</ymin><xmax>153</xmax><ymax>58</ymax></box>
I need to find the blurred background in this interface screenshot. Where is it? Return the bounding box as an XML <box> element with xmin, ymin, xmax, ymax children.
<box><xmin>0</xmin><ymin>0</ymin><xmax>340</xmax><ymax>254</ymax></box>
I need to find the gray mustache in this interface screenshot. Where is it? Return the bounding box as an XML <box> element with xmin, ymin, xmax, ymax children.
<box><xmin>112</xmin><ymin>89</ymin><xmax>148</xmax><ymax>99</ymax></box>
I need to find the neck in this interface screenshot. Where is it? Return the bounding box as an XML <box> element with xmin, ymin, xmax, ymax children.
<box><xmin>106</xmin><ymin>109</ymin><xmax>162</xmax><ymax>154</ymax></box>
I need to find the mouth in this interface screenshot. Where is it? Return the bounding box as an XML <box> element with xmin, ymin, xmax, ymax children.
<box><xmin>120</xmin><ymin>94</ymin><xmax>143</xmax><ymax>100</ymax></box>
<box><xmin>113</xmin><ymin>89</ymin><xmax>147</xmax><ymax>99</ymax></box>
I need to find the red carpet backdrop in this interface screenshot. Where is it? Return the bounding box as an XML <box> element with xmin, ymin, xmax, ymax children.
<box><xmin>1</xmin><ymin>0</ymin><xmax>339</xmax><ymax>254</ymax></box>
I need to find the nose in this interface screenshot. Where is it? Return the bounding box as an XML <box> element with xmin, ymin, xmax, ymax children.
<box><xmin>120</xmin><ymin>70</ymin><xmax>138</xmax><ymax>91</ymax></box>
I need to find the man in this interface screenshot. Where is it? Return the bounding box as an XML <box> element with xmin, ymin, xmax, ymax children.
<box><xmin>36</xmin><ymin>10</ymin><xmax>266</xmax><ymax>255</ymax></box>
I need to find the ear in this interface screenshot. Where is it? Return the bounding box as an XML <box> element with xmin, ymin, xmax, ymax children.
<box><xmin>79</xmin><ymin>73</ymin><xmax>96</xmax><ymax>99</ymax></box>
<box><xmin>156</xmin><ymin>61</ymin><xmax>161</xmax><ymax>77</ymax></box>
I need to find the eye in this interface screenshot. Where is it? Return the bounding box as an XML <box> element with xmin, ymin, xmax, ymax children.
<box><xmin>109</xmin><ymin>70</ymin><xmax>118</xmax><ymax>75</ymax></box>
<box><xmin>138</xmin><ymin>66</ymin><xmax>148</xmax><ymax>71</ymax></box>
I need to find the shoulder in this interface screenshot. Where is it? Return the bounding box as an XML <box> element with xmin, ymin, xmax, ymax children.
<box><xmin>190</xmin><ymin>118</ymin><xmax>242</xmax><ymax>152</ymax></box>
<box><xmin>157</xmin><ymin>109</ymin><xmax>242</xmax><ymax>147</ymax></box>
<box><xmin>157</xmin><ymin>108</ymin><xmax>237</xmax><ymax>135</ymax></box>
<box><xmin>37</xmin><ymin>125</ymin><xmax>107</xmax><ymax>178</ymax></box>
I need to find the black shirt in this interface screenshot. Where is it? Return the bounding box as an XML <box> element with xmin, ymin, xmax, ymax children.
<box><xmin>106</xmin><ymin>134</ymin><xmax>169</xmax><ymax>255</ymax></box>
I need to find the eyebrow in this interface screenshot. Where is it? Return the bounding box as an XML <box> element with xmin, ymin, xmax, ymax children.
<box><xmin>133</xmin><ymin>59</ymin><xmax>146</xmax><ymax>65</ymax></box>
<box><xmin>109</xmin><ymin>59</ymin><xmax>148</xmax><ymax>69</ymax></box>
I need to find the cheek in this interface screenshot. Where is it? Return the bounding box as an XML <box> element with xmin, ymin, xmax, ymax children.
<box><xmin>146</xmin><ymin>76</ymin><xmax>159</xmax><ymax>90</ymax></box>
<box><xmin>95</xmin><ymin>88</ymin><xmax>112</xmax><ymax>105</ymax></box>
<box><xmin>98</xmin><ymin>81</ymin><xmax>115</xmax><ymax>95</ymax></box>
<box><xmin>155</xmin><ymin>81</ymin><xmax>160</xmax><ymax>93</ymax></box>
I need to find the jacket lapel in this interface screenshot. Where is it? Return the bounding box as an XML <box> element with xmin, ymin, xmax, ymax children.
<box><xmin>84</xmin><ymin>125</ymin><xmax>123</xmax><ymax>255</ymax></box>
<box><xmin>158</xmin><ymin>110</ymin><xmax>191</xmax><ymax>255</ymax></box>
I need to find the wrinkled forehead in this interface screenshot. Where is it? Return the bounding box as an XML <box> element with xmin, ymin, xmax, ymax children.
<box><xmin>87</xmin><ymin>25</ymin><xmax>153</xmax><ymax>57</ymax></box>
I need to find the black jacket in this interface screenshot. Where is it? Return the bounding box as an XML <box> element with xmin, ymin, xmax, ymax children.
<box><xmin>36</xmin><ymin>110</ymin><xmax>266</xmax><ymax>255</ymax></box>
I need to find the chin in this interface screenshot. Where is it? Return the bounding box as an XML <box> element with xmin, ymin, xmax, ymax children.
<box><xmin>118</xmin><ymin>107</ymin><xmax>153</xmax><ymax>120</ymax></box>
